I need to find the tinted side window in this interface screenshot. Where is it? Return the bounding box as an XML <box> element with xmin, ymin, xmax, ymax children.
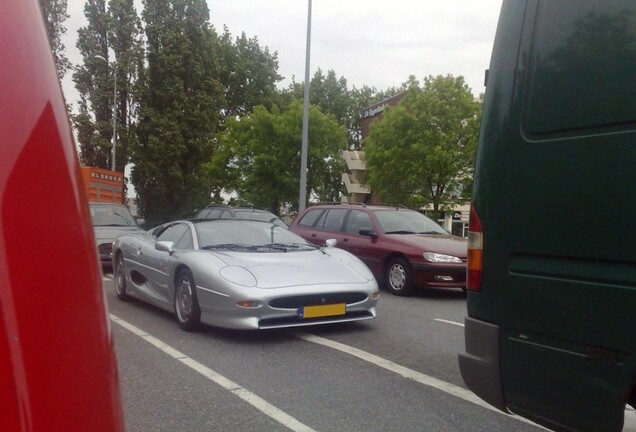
<box><xmin>298</xmin><ymin>209</ymin><xmax>324</xmax><ymax>227</ymax></box>
<box><xmin>157</xmin><ymin>223</ymin><xmax>188</xmax><ymax>243</ymax></box>
<box><xmin>524</xmin><ymin>1</ymin><xmax>636</xmax><ymax>133</ymax></box>
<box><xmin>322</xmin><ymin>209</ymin><xmax>347</xmax><ymax>232</ymax></box>
<box><xmin>344</xmin><ymin>210</ymin><xmax>373</xmax><ymax>234</ymax></box>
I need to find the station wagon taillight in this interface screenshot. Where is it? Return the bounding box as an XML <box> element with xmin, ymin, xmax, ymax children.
<box><xmin>467</xmin><ymin>206</ymin><xmax>483</xmax><ymax>292</ymax></box>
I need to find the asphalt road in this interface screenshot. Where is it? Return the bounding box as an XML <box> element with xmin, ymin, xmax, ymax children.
<box><xmin>103</xmin><ymin>274</ymin><xmax>548</xmax><ymax>432</ymax></box>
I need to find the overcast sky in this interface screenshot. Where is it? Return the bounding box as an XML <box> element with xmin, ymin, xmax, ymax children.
<box><xmin>62</xmin><ymin>0</ymin><xmax>503</xmax><ymax>108</ymax></box>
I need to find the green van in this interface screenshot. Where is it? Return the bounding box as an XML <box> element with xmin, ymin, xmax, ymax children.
<box><xmin>458</xmin><ymin>1</ymin><xmax>636</xmax><ymax>431</ymax></box>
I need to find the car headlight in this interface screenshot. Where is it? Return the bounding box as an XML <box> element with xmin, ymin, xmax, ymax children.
<box><xmin>423</xmin><ymin>252</ymin><xmax>462</xmax><ymax>263</ymax></box>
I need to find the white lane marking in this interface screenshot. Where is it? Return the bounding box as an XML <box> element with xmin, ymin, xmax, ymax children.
<box><xmin>433</xmin><ymin>318</ymin><xmax>465</xmax><ymax>327</ymax></box>
<box><xmin>110</xmin><ymin>314</ymin><xmax>317</xmax><ymax>432</ymax></box>
<box><xmin>289</xmin><ymin>331</ymin><xmax>548</xmax><ymax>430</ymax></box>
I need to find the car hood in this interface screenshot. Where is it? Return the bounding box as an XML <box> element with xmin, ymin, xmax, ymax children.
<box><xmin>94</xmin><ymin>226</ymin><xmax>145</xmax><ymax>244</ymax></box>
<box><xmin>387</xmin><ymin>233</ymin><xmax>467</xmax><ymax>258</ymax></box>
<box><xmin>212</xmin><ymin>249</ymin><xmax>372</xmax><ymax>289</ymax></box>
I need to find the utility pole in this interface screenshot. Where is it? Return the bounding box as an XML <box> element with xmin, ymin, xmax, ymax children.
<box><xmin>299</xmin><ymin>0</ymin><xmax>312</xmax><ymax>212</ymax></box>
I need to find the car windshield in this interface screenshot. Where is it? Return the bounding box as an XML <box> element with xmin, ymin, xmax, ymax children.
<box><xmin>233</xmin><ymin>210</ymin><xmax>287</xmax><ymax>227</ymax></box>
<box><xmin>89</xmin><ymin>203</ymin><xmax>137</xmax><ymax>227</ymax></box>
<box><xmin>196</xmin><ymin>220</ymin><xmax>315</xmax><ymax>251</ymax></box>
<box><xmin>373</xmin><ymin>209</ymin><xmax>446</xmax><ymax>235</ymax></box>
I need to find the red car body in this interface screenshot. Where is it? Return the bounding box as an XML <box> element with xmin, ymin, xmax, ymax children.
<box><xmin>1</xmin><ymin>2</ymin><xmax>125</xmax><ymax>431</ymax></box>
<box><xmin>290</xmin><ymin>204</ymin><xmax>467</xmax><ymax>295</ymax></box>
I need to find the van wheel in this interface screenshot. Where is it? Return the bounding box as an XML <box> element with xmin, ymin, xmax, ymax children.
<box><xmin>174</xmin><ymin>269</ymin><xmax>201</xmax><ymax>331</ymax></box>
<box><xmin>386</xmin><ymin>257</ymin><xmax>413</xmax><ymax>296</ymax></box>
<box><xmin>114</xmin><ymin>254</ymin><xmax>131</xmax><ymax>301</ymax></box>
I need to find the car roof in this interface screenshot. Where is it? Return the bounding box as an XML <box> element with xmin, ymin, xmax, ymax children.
<box><xmin>303</xmin><ymin>203</ymin><xmax>412</xmax><ymax>211</ymax></box>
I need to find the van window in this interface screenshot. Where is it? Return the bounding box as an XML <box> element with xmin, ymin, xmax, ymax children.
<box><xmin>524</xmin><ymin>1</ymin><xmax>636</xmax><ymax>134</ymax></box>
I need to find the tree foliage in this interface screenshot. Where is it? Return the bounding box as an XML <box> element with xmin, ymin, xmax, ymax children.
<box><xmin>213</xmin><ymin>100</ymin><xmax>347</xmax><ymax>214</ymax></box>
<box><xmin>216</xmin><ymin>28</ymin><xmax>283</xmax><ymax>119</ymax></box>
<box><xmin>132</xmin><ymin>0</ymin><xmax>224</xmax><ymax>226</ymax></box>
<box><xmin>286</xmin><ymin>69</ymin><xmax>398</xmax><ymax>150</ymax></box>
<box><xmin>73</xmin><ymin>0</ymin><xmax>113</xmax><ymax>168</ymax></box>
<box><xmin>364</xmin><ymin>75</ymin><xmax>481</xmax><ymax>214</ymax></box>
<box><xmin>108</xmin><ymin>0</ymin><xmax>145</xmax><ymax>172</ymax></box>
<box><xmin>39</xmin><ymin>0</ymin><xmax>71</xmax><ymax>80</ymax></box>
<box><xmin>73</xmin><ymin>0</ymin><xmax>143</xmax><ymax>172</ymax></box>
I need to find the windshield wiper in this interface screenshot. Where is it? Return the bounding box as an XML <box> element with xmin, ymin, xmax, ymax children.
<box><xmin>254</xmin><ymin>242</ymin><xmax>317</xmax><ymax>251</ymax></box>
<box><xmin>385</xmin><ymin>230</ymin><xmax>416</xmax><ymax>234</ymax></box>
<box><xmin>418</xmin><ymin>230</ymin><xmax>444</xmax><ymax>235</ymax></box>
<box><xmin>201</xmin><ymin>243</ymin><xmax>255</xmax><ymax>251</ymax></box>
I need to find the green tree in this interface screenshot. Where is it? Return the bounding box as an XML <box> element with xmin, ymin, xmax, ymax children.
<box><xmin>213</xmin><ymin>100</ymin><xmax>347</xmax><ymax>214</ymax></box>
<box><xmin>364</xmin><ymin>75</ymin><xmax>481</xmax><ymax>214</ymax></box>
<box><xmin>39</xmin><ymin>0</ymin><xmax>71</xmax><ymax>80</ymax></box>
<box><xmin>133</xmin><ymin>0</ymin><xmax>224</xmax><ymax>226</ymax></box>
<box><xmin>72</xmin><ymin>0</ymin><xmax>114</xmax><ymax>168</ymax></box>
<box><xmin>216</xmin><ymin>28</ymin><xmax>283</xmax><ymax>119</ymax></box>
<box><xmin>286</xmin><ymin>69</ymin><xmax>402</xmax><ymax>150</ymax></box>
<box><xmin>109</xmin><ymin>0</ymin><xmax>144</xmax><ymax>172</ymax></box>
<box><xmin>73</xmin><ymin>0</ymin><xmax>143</xmax><ymax>172</ymax></box>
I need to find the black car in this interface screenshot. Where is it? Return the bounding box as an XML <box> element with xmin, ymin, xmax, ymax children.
<box><xmin>195</xmin><ymin>204</ymin><xmax>288</xmax><ymax>227</ymax></box>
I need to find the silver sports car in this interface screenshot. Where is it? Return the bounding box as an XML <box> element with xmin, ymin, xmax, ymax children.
<box><xmin>112</xmin><ymin>219</ymin><xmax>379</xmax><ymax>331</ymax></box>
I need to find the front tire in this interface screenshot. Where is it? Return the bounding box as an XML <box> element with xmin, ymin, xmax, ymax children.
<box><xmin>174</xmin><ymin>269</ymin><xmax>201</xmax><ymax>331</ymax></box>
<box><xmin>114</xmin><ymin>254</ymin><xmax>131</xmax><ymax>301</ymax></box>
<box><xmin>386</xmin><ymin>257</ymin><xmax>413</xmax><ymax>296</ymax></box>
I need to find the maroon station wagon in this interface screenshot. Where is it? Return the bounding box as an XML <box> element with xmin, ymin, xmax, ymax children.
<box><xmin>290</xmin><ymin>204</ymin><xmax>467</xmax><ymax>295</ymax></box>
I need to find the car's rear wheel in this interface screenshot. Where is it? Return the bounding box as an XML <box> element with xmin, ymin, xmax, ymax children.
<box><xmin>174</xmin><ymin>268</ymin><xmax>201</xmax><ymax>331</ymax></box>
<box><xmin>114</xmin><ymin>254</ymin><xmax>131</xmax><ymax>301</ymax></box>
<box><xmin>386</xmin><ymin>257</ymin><xmax>413</xmax><ymax>296</ymax></box>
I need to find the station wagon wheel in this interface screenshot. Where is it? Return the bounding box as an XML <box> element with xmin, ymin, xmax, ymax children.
<box><xmin>386</xmin><ymin>257</ymin><xmax>413</xmax><ymax>296</ymax></box>
<box><xmin>114</xmin><ymin>254</ymin><xmax>131</xmax><ymax>301</ymax></box>
<box><xmin>174</xmin><ymin>269</ymin><xmax>201</xmax><ymax>331</ymax></box>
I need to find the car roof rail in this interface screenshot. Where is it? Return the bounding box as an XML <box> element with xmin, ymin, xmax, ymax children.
<box><xmin>311</xmin><ymin>202</ymin><xmax>368</xmax><ymax>207</ymax></box>
<box><xmin>309</xmin><ymin>202</ymin><xmax>410</xmax><ymax>209</ymax></box>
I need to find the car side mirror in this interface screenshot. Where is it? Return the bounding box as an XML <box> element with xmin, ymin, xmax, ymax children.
<box><xmin>156</xmin><ymin>241</ymin><xmax>175</xmax><ymax>254</ymax></box>
<box><xmin>359</xmin><ymin>228</ymin><xmax>377</xmax><ymax>238</ymax></box>
<box><xmin>325</xmin><ymin>238</ymin><xmax>337</xmax><ymax>247</ymax></box>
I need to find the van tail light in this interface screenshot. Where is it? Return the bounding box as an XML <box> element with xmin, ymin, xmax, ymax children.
<box><xmin>467</xmin><ymin>205</ymin><xmax>483</xmax><ymax>292</ymax></box>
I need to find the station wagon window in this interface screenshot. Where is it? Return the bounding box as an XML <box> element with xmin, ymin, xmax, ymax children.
<box><xmin>524</xmin><ymin>1</ymin><xmax>636</xmax><ymax>134</ymax></box>
<box><xmin>298</xmin><ymin>208</ymin><xmax>324</xmax><ymax>227</ymax></box>
<box><xmin>321</xmin><ymin>209</ymin><xmax>347</xmax><ymax>231</ymax></box>
<box><xmin>344</xmin><ymin>210</ymin><xmax>373</xmax><ymax>234</ymax></box>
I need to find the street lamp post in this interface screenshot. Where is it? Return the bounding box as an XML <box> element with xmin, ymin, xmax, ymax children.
<box><xmin>94</xmin><ymin>55</ymin><xmax>117</xmax><ymax>171</ymax></box>
<box><xmin>299</xmin><ymin>0</ymin><xmax>312</xmax><ymax>213</ymax></box>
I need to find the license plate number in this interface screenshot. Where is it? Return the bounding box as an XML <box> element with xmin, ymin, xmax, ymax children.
<box><xmin>300</xmin><ymin>303</ymin><xmax>346</xmax><ymax>319</ymax></box>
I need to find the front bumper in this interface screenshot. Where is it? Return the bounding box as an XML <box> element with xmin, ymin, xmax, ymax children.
<box><xmin>412</xmin><ymin>262</ymin><xmax>467</xmax><ymax>288</ymax></box>
<box><xmin>97</xmin><ymin>242</ymin><xmax>113</xmax><ymax>266</ymax></box>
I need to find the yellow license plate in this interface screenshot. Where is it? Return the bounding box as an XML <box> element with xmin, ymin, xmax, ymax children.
<box><xmin>301</xmin><ymin>303</ymin><xmax>346</xmax><ymax>319</ymax></box>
